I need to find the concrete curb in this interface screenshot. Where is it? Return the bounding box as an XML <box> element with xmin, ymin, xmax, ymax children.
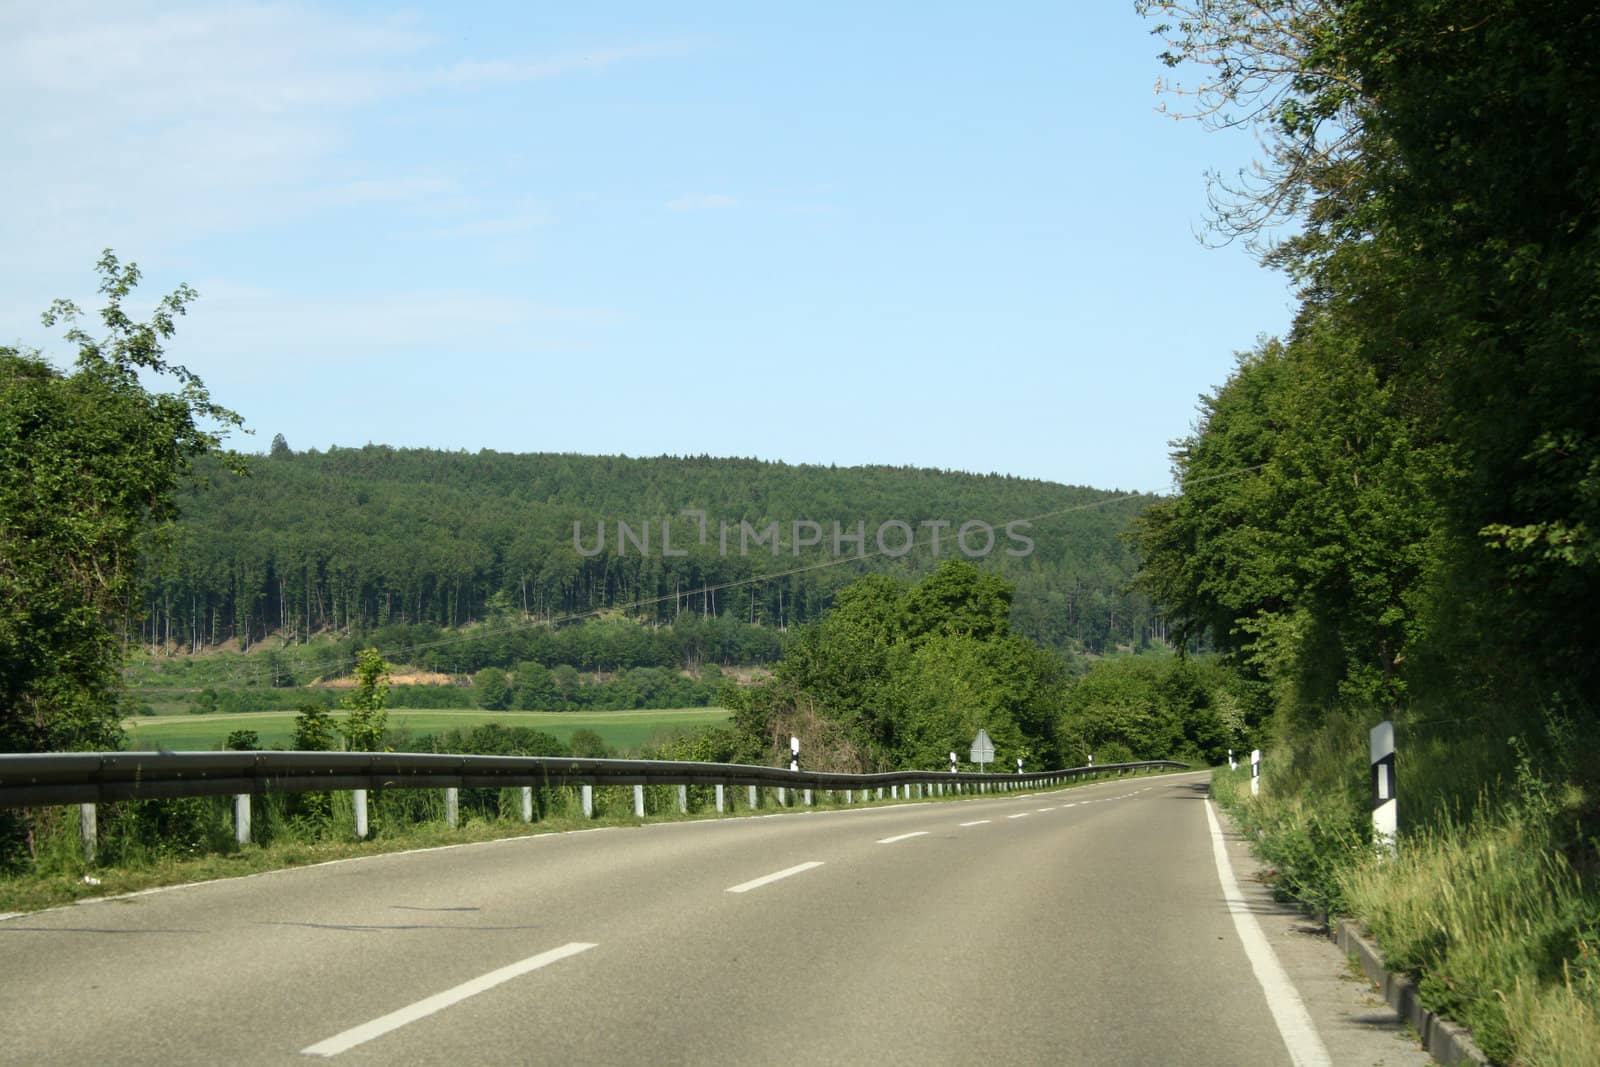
<box><xmin>1333</xmin><ymin>919</ymin><xmax>1492</xmax><ymax>1066</ymax></box>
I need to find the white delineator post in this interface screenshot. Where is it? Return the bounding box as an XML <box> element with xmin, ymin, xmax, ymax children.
<box><xmin>1370</xmin><ymin>721</ymin><xmax>1397</xmax><ymax>855</ymax></box>
<box><xmin>1228</xmin><ymin>748</ymin><xmax>1236</xmax><ymax>771</ymax></box>
<box><xmin>1250</xmin><ymin>749</ymin><xmax>1261</xmax><ymax>797</ymax></box>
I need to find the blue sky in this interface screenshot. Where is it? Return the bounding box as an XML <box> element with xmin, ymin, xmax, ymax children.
<box><xmin>2</xmin><ymin>2</ymin><xmax>1296</xmax><ymax>493</ymax></box>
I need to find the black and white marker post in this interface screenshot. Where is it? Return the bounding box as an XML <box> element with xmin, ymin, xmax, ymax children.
<box><xmin>1016</xmin><ymin>757</ymin><xmax>1023</xmax><ymax>774</ymax></box>
<box><xmin>789</xmin><ymin>735</ymin><xmax>799</xmax><ymax>772</ymax></box>
<box><xmin>1250</xmin><ymin>748</ymin><xmax>1261</xmax><ymax>796</ymax></box>
<box><xmin>949</xmin><ymin>751</ymin><xmax>958</xmax><ymax>774</ymax></box>
<box><xmin>1370</xmin><ymin>720</ymin><xmax>1397</xmax><ymax>855</ymax></box>
<box><xmin>1228</xmin><ymin>748</ymin><xmax>1236</xmax><ymax>771</ymax></box>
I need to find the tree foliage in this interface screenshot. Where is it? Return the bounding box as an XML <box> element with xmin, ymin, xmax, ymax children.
<box><xmin>0</xmin><ymin>251</ymin><xmax>241</xmax><ymax>753</ymax></box>
<box><xmin>1135</xmin><ymin>0</ymin><xmax>1600</xmax><ymax>759</ymax></box>
<box><xmin>730</xmin><ymin>562</ymin><xmax>1073</xmax><ymax>771</ymax></box>
<box><xmin>338</xmin><ymin>648</ymin><xmax>391</xmax><ymax>751</ymax></box>
<box><xmin>136</xmin><ymin>446</ymin><xmax>1162</xmax><ymax>661</ymax></box>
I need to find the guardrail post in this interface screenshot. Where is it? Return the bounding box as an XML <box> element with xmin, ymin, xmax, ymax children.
<box><xmin>445</xmin><ymin>788</ymin><xmax>459</xmax><ymax>828</ymax></box>
<box><xmin>748</xmin><ymin>785</ymin><xmax>758</xmax><ymax>809</ymax></box>
<box><xmin>633</xmin><ymin>785</ymin><xmax>646</xmax><ymax>818</ymax></box>
<box><xmin>582</xmin><ymin>784</ymin><xmax>594</xmax><ymax>818</ymax></box>
<box><xmin>804</xmin><ymin>789</ymin><xmax>813</xmax><ymax>806</ymax></box>
<box><xmin>354</xmin><ymin>788</ymin><xmax>369</xmax><ymax>839</ymax></box>
<box><xmin>677</xmin><ymin>785</ymin><xmax>688</xmax><ymax>814</ymax></box>
<box><xmin>715</xmin><ymin>783</ymin><xmax>726</xmax><ymax>813</ymax></box>
<box><xmin>521</xmin><ymin>786</ymin><xmax>534</xmax><ymax>822</ymax></box>
<box><xmin>845</xmin><ymin>788</ymin><xmax>853</xmax><ymax>803</ymax></box>
<box><xmin>776</xmin><ymin>786</ymin><xmax>787</xmax><ymax>807</ymax></box>
<box><xmin>234</xmin><ymin>793</ymin><xmax>251</xmax><ymax>845</ymax></box>
<box><xmin>79</xmin><ymin>803</ymin><xmax>96</xmax><ymax>863</ymax></box>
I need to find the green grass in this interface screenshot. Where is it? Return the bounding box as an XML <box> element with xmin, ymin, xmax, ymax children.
<box><xmin>1340</xmin><ymin>805</ymin><xmax>1600</xmax><ymax>1065</ymax></box>
<box><xmin>121</xmin><ymin>707</ymin><xmax>732</xmax><ymax>752</ymax></box>
<box><xmin>1213</xmin><ymin>721</ymin><xmax>1600</xmax><ymax>1067</ymax></box>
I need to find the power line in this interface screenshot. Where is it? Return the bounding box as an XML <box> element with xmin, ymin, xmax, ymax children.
<box><xmin>129</xmin><ymin>463</ymin><xmax>1266</xmax><ymax>690</ymax></box>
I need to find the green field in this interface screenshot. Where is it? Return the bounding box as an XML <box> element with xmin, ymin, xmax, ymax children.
<box><xmin>121</xmin><ymin>707</ymin><xmax>731</xmax><ymax>753</ymax></box>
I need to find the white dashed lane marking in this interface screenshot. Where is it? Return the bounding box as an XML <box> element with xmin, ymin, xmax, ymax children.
<box><xmin>726</xmin><ymin>861</ymin><xmax>826</xmax><ymax>894</ymax></box>
<box><xmin>301</xmin><ymin>942</ymin><xmax>597</xmax><ymax>1057</ymax></box>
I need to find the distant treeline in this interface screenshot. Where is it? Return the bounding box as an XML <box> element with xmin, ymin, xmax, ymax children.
<box><xmin>139</xmin><ymin>448</ymin><xmax>1164</xmax><ymax>657</ymax></box>
<box><xmin>162</xmin><ymin>663</ymin><xmax>730</xmax><ymax>716</ymax></box>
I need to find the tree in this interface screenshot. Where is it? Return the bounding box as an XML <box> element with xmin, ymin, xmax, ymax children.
<box><xmin>567</xmin><ymin>728</ymin><xmax>610</xmax><ymax>758</ymax></box>
<box><xmin>746</xmin><ymin>564</ymin><xmax>1068</xmax><ymax>770</ymax></box>
<box><xmin>269</xmin><ymin>433</ymin><xmax>291</xmax><ymax>458</ymax></box>
<box><xmin>1137</xmin><ymin>0</ymin><xmax>1600</xmax><ymax>724</ymax></box>
<box><xmin>224</xmin><ymin>729</ymin><xmax>261</xmax><ymax>751</ymax></box>
<box><xmin>473</xmin><ymin>667</ymin><xmax>511</xmax><ymax>710</ymax></box>
<box><xmin>512</xmin><ymin>661</ymin><xmax>558</xmax><ymax>710</ymax></box>
<box><xmin>292</xmin><ymin>704</ymin><xmax>338</xmax><ymax>751</ymax></box>
<box><xmin>339</xmin><ymin>648</ymin><xmax>391</xmax><ymax>751</ymax></box>
<box><xmin>0</xmin><ymin>251</ymin><xmax>242</xmax><ymax>753</ymax></box>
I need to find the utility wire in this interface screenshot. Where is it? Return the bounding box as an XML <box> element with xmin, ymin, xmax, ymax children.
<box><xmin>128</xmin><ymin>463</ymin><xmax>1266</xmax><ymax>692</ymax></box>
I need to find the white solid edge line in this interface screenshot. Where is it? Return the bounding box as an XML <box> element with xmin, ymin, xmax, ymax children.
<box><xmin>959</xmin><ymin>820</ymin><xmax>991</xmax><ymax>827</ymax></box>
<box><xmin>301</xmin><ymin>941</ymin><xmax>597</xmax><ymax>1057</ymax></box>
<box><xmin>876</xmin><ymin>831</ymin><xmax>930</xmax><ymax>844</ymax></box>
<box><xmin>1205</xmin><ymin>799</ymin><xmax>1332</xmax><ymax>1067</ymax></box>
<box><xmin>726</xmin><ymin>861</ymin><xmax>825</xmax><ymax>894</ymax></box>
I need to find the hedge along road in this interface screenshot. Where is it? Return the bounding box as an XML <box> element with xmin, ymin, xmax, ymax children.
<box><xmin>0</xmin><ymin>771</ymin><xmax>1430</xmax><ymax>1065</ymax></box>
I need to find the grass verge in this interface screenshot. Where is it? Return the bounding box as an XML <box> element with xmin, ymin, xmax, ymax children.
<box><xmin>1213</xmin><ymin>728</ymin><xmax>1600</xmax><ymax>1066</ymax></box>
<box><xmin>1</xmin><ymin>766</ymin><xmax>1179</xmax><ymax>915</ymax></box>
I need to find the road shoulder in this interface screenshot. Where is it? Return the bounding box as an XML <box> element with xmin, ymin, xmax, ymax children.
<box><xmin>1212</xmin><ymin>803</ymin><xmax>1435</xmax><ymax>1067</ymax></box>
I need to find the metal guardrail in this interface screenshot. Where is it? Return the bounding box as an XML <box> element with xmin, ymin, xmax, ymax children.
<box><xmin>0</xmin><ymin>751</ymin><xmax>1188</xmax><ymax>809</ymax></box>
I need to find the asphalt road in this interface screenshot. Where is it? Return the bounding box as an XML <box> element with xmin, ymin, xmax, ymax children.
<box><xmin>0</xmin><ymin>772</ymin><xmax>1429</xmax><ymax>1065</ymax></box>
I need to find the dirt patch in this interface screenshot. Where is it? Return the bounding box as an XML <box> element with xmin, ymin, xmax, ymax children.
<box><xmin>320</xmin><ymin>669</ymin><xmax>462</xmax><ymax>688</ymax></box>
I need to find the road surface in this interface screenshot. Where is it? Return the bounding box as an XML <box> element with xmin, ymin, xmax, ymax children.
<box><xmin>1</xmin><ymin>771</ymin><xmax>1428</xmax><ymax>1064</ymax></box>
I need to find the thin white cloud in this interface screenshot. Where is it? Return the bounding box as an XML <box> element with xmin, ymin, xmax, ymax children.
<box><xmin>432</xmin><ymin>41</ymin><xmax>700</xmax><ymax>88</ymax></box>
<box><xmin>432</xmin><ymin>213</ymin><xmax>555</xmax><ymax>239</ymax></box>
<box><xmin>178</xmin><ymin>282</ymin><xmax>620</xmax><ymax>362</ymax></box>
<box><xmin>337</xmin><ymin>177</ymin><xmax>456</xmax><ymax>203</ymax></box>
<box><xmin>0</xmin><ymin>3</ymin><xmax>696</xmax><ymax>277</ymax></box>
<box><xmin>667</xmin><ymin>193</ymin><xmax>738</xmax><ymax>212</ymax></box>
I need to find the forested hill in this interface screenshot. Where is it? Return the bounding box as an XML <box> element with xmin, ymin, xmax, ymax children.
<box><xmin>145</xmin><ymin>445</ymin><xmax>1161</xmax><ymax>656</ymax></box>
